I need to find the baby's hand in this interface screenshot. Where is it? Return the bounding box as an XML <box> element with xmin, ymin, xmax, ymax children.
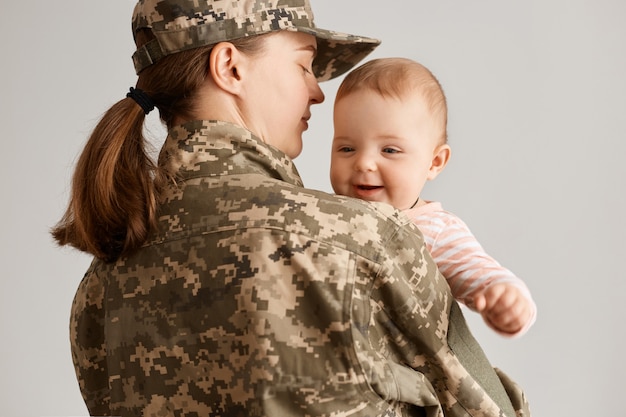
<box><xmin>473</xmin><ymin>283</ymin><xmax>533</xmax><ymax>336</ymax></box>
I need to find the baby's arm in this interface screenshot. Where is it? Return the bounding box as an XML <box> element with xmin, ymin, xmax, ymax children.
<box><xmin>411</xmin><ymin>208</ymin><xmax>536</xmax><ymax>337</ymax></box>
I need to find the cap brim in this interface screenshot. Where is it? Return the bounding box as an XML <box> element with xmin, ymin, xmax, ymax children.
<box><xmin>294</xmin><ymin>27</ymin><xmax>380</xmax><ymax>81</ymax></box>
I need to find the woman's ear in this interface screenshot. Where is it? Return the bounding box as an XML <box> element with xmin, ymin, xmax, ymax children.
<box><xmin>209</xmin><ymin>42</ymin><xmax>243</xmax><ymax>95</ymax></box>
<box><xmin>427</xmin><ymin>143</ymin><xmax>451</xmax><ymax>180</ymax></box>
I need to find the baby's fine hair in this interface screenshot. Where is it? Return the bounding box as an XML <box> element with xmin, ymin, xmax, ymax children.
<box><xmin>336</xmin><ymin>57</ymin><xmax>448</xmax><ymax>143</ymax></box>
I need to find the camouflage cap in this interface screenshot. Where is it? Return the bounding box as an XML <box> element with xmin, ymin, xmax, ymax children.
<box><xmin>132</xmin><ymin>0</ymin><xmax>380</xmax><ymax>81</ymax></box>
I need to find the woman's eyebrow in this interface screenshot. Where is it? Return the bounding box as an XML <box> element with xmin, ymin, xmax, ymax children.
<box><xmin>297</xmin><ymin>44</ymin><xmax>318</xmax><ymax>58</ymax></box>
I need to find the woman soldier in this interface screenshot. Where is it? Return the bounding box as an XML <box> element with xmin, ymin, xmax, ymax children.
<box><xmin>53</xmin><ymin>0</ymin><xmax>530</xmax><ymax>416</ymax></box>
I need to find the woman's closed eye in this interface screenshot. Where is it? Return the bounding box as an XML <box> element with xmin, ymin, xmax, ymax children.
<box><xmin>299</xmin><ymin>58</ymin><xmax>314</xmax><ymax>75</ymax></box>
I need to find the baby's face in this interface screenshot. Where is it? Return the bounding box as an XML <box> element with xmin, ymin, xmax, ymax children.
<box><xmin>330</xmin><ymin>89</ymin><xmax>442</xmax><ymax>210</ymax></box>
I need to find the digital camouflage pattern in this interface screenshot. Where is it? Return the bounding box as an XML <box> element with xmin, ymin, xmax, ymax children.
<box><xmin>70</xmin><ymin>120</ymin><xmax>531</xmax><ymax>417</ymax></box>
<box><xmin>131</xmin><ymin>0</ymin><xmax>381</xmax><ymax>80</ymax></box>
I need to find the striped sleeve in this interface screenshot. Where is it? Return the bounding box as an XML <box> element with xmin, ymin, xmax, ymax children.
<box><xmin>406</xmin><ymin>203</ymin><xmax>536</xmax><ymax>337</ymax></box>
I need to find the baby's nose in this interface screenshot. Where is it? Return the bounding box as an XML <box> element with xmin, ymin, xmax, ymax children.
<box><xmin>354</xmin><ymin>154</ymin><xmax>376</xmax><ymax>172</ymax></box>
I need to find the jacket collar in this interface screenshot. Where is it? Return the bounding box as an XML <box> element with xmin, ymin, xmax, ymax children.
<box><xmin>158</xmin><ymin>120</ymin><xmax>303</xmax><ymax>187</ymax></box>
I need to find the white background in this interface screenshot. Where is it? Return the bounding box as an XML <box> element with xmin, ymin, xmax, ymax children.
<box><xmin>1</xmin><ymin>1</ymin><xmax>625</xmax><ymax>416</ymax></box>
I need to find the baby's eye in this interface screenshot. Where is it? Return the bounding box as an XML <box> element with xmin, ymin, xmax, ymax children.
<box><xmin>337</xmin><ymin>146</ymin><xmax>354</xmax><ymax>153</ymax></box>
<box><xmin>382</xmin><ymin>147</ymin><xmax>400</xmax><ymax>154</ymax></box>
<box><xmin>302</xmin><ymin>65</ymin><xmax>312</xmax><ymax>75</ymax></box>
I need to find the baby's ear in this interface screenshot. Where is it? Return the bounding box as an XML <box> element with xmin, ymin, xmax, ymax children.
<box><xmin>427</xmin><ymin>144</ymin><xmax>451</xmax><ymax>180</ymax></box>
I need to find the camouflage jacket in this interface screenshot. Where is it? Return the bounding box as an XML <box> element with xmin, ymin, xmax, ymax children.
<box><xmin>70</xmin><ymin>120</ymin><xmax>530</xmax><ymax>417</ymax></box>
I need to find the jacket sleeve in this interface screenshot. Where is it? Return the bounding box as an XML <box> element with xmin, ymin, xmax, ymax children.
<box><xmin>370</xmin><ymin>218</ymin><xmax>528</xmax><ymax>417</ymax></box>
<box><xmin>69</xmin><ymin>261</ymin><xmax>111</xmax><ymax>415</ymax></box>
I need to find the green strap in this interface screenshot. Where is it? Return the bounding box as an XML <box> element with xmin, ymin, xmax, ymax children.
<box><xmin>132</xmin><ymin>39</ymin><xmax>165</xmax><ymax>74</ymax></box>
<box><xmin>448</xmin><ymin>302</ymin><xmax>517</xmax><ymax>417</ymax></box>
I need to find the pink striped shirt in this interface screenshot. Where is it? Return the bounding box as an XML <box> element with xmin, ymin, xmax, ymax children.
<box><xmin>404</xmin><ymin>201</ymin><xmax>536</xmax><ymax>337</ymax></box>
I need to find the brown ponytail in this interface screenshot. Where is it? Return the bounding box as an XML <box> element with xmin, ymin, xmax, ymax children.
<box><xmin>52</xmin><ymin>32</ymin><xmax>267</xmax><ymax>262</ymax></box>
<box><xmin>52</xmin><ymin>99</ymin><xmax>158</xmax><ymax>262</ymax></box>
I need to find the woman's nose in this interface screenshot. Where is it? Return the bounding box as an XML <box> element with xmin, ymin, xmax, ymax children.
<box><xmin>310</xmin><ymin>80</ymin><xmax>325</xmax><ymax>104</ymax></box>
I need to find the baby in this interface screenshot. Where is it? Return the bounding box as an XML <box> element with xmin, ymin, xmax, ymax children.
<box><xmin>330</xmin><ymin>58</ymin><xmax>536</xmax><ymax>337</ymax></box>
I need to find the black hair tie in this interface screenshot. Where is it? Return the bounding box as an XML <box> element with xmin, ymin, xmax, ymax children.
<box><xmin>126</xmin><ymin>87</ymin><xmax>155</xmax><ymax>115</ymax></box>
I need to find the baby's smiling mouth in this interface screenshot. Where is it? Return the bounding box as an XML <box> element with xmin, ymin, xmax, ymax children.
<box><xmin>352</xmin><ymin>184</ymin><xmax>383</xmax><ymax>200</ymax></box>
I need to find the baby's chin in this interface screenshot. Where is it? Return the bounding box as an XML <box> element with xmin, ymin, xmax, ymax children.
<box><xmin>353</xmin><ymin>193</ymin><xmax>392</xmax><ymax>206</ymax></box>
